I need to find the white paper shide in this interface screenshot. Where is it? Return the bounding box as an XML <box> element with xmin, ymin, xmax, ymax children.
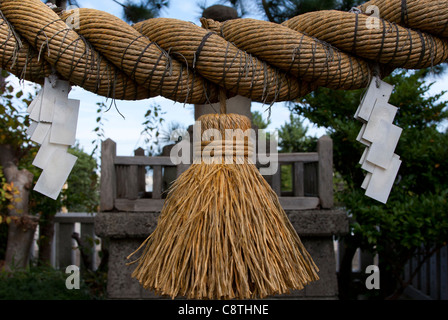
<box><xmin>354</xmin><ymin>77</ymin><xmax>402</xmax><ymax>204</ymax></box>
<box><xmin>26</xmin><ymin>75</ymin><xmax>80</xmax><ymax>200</ymax></box>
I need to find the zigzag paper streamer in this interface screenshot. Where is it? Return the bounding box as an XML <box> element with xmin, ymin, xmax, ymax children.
<box><xmin>354</xmin><ymin>77</ymin><xmax>402</xmax><ymax>203</ymax></box>
<box><xmin>26</xmin><ymin>76</ymin><xmax>80</xmax><ymax>200</ymax></box>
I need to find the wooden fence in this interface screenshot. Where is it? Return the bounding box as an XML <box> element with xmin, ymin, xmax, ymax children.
<box><xmin>403</xmin><ymin>245</ymin><xmax>448</xmax><ymax>299</ymax></box>
<box><xmin>334</xmin><ymin>239</ymin><xmax>448</xmax><ymax>300</ymax></box>
<box><xmin>100</xmin><ymin>135</ymin><xmax>333</xmax><ymax>212</ymax></box>
<box><xmin>50</xmin><ymin>212</ymin><xmax>98</xmax><ymax>271</ymax></box>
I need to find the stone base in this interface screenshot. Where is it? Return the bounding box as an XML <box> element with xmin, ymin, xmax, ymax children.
<box><xmin>95</xmin><ymin>210</ymin><xmax>348</xmax><ymax>300</ymax></box>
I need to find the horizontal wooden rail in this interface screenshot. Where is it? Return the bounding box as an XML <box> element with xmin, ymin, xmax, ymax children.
<box><xmin>100</xmin><ymin>135</ymin><xmax>333</xmax><ymax>212</ymax></box>
<box><xmin>114</xmin><ymin>153</ymin><xmax>320</xmax><ymax>167</ymax></box>
<box><xmin>114</xmin><ymin>156</ymin><xmax>177</xmax><ymax>166</ymax></box>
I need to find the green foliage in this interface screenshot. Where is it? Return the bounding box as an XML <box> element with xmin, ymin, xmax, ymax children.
<box><xmin>0</xmin><ymin>71</ymin><xmax>39</xmax><ymax>164</ymax></box>
<box><xmin>28</xmin><ymin>145</ymin><xmax>100</xmax><ymax>215</ymax></box>
<box><xmin>140</xmin><ymin>103</ymin><xmax>166</xmax><ymax>155</ymax></box>
<box><xmin>65</xmin><ymin>145</ymin><xmax>99</xmax><ymax>213</ymax></box>
<box><xmin>114</xmin><ymin>0</ymin><xmax>169</xmax><ymax>23</ymax></box>
<box><xmin>252</xmin><ymin>110</ymin><xmax>271</xmax><ymax>130</ymax></box>
<box><xmin>0</xmin><ymin>265</ymin><xmax>92</xmax><ymax>300</ymax></box>
<box><xmin>278</xmin><ymin>112</ymin><xmax>317</xmax><ymax>153</ymax></box>
<box><xmin>221</xmin><ymin>0</ymin><xmax>365</xmax><ymax>22</ymax></box>
<box><xmin>90</xmin><ymin>101</ymin><xmax>107</xmax><ymax>158</ymax></box>
<box><xmin>291</xmin><ymin>68</ymin><xmax>448</xmax><ymax>298</ymax></box>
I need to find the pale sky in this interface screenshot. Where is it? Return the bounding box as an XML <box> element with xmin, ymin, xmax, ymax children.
<box><xmin>14</xmin><ymin>0</ymin><xmax>447</xmax><ymax>157</ymax></box>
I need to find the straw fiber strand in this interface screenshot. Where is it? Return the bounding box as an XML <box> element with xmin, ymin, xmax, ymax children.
<box><xmin>60</xmin><ymin>9</ymin><xmax>220</xmax><ymax>104</ymax></box>
<box><xmin>0</xmin><ymin>0</ymin><xmax>150</xmax><ymax>100</ymax></box>
<box><xmin>0</xmin><ymin>0</ymin><xmax>448</xmax><ymax>104</ymax></box>
<box><xmin>201</xmin><ymin>18</ymin><xmax>372</xmax><ymax>90</ymax></box>
<box><xmin>128</xmin><ymin>114</ymin><xmax>319</xmax><ymax>299</ymax></box>
<box><xmin>282</xmin><ymin>10</ymin><xmax>448</xmax><ymax>69</ymax></box>
<box><xmin>0</xmin><ymin>13</ymin><xmax>51</xmax><ymax>84</ymax></box>
<box><xmin>359</xmin><ymin>0</ymin><xmax>448</xmax><ymax>38</ymax></box>
<box><xmin>134</xmin><ymin>18</ymin><xmax>315</xmax><ymax>103</ymax></box>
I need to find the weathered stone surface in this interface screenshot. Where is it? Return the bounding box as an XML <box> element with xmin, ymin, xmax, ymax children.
<box><xmin>95</xmin><ymin>211</ymin><xmax>160</xmax><ymax>239</ymax></box>
<box><xmin>95</xmin><ymin>210</ymin><xmax>348</xmax><ymax>239</ymax></box>
<box><xmin>96</xmin><ymin>209</ymin><xmax>348</xmax><ymax>299</ymax></box>
<box><xmin>286</xmin><ymin>210</ymin><xmax>349</xmax><ymax>236</ymax></box>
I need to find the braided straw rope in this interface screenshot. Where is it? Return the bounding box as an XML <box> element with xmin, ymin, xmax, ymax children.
<box><xmin>193</xmin><ymin>140</ymin><xmax>256</xmax><ymax>162</ymax></box>
<box><xmin>134</xmin><ymin>18</ymin><xmax>314</xmax><ymax>103</ymax></box>
<box><xmin>201</xmin><ymin>17</ymin><xmax>373</xmax><ymax>90</ymax></box>
<box><xmin>0</xmin><ymin>13</ymin><xmax>51</xmax><ymax>85</ymax></box>
<box><xmin>0</xmin><ymin>0</ymin><xmax>150</xmax><ymax>100</ymax></box>
<box><xmin>359</xmin><ymin>0</ymin><xmax>448</xmax><ymax>38</ymax></box>
<box><xmin>282</xmin><ymin>10</ymin><xmax>448</xmax><ymax>69</ymax></box>
<box><xmin>58</xmin><ymin>9</ymin><xmax>221</xmax><ymax>104</ymax></box>
<box><xmin>0</xmin><ymin>0</ymin><xmax>447</xmax><ymax>104</ymax></box>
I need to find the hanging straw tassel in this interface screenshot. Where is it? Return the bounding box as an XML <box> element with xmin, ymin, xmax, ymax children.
<box><xmin>127</xmin><ymin>112</ymin><xmax>319</xmax><ymax>299</ymax></box>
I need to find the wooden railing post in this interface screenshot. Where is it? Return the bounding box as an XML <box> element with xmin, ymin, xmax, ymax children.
<box><xmin>55</xmin><ymin>222</ymin><xmax>74</xmax><ymax>269</ymax></box>
<box><xmin>80</xmin><ymin>221</ymin><xmax>96</xmax><ymax>271</ymax></box>
<box><xmin>100</xmin><ymin>139</ymin><xmax>116</xmax><ymax>211</ymax></box>
<box><xmin>271</xmin><ymin>165</ymin><xmax>281</xmax><ymax>196</ymax></box>
<box><xmin>134</xmin><ymin>147</ymin><xmax>146</xmax><ymax>195</ymax></box>
<box><xmin>293</xmin><ymin>162</ymin><xmax>304</xmax><ymax>197</ymax></box>
<box><xmin>152</xmin><ymin>165</ymin><xmax>162</xmax><ymax>199</ymax></box>
<box><xmin>318</xmin><ymin>135</ymin><xmax>333</xmax><ymax>209</ymax></box>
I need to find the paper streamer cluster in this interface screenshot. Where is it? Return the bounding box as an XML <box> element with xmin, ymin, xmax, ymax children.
<box><xmin>355</xmin><ymin>78</ymin><xmax>402</xmax><ymax>203</ymax></box>
<box><xmin>26</xmin><ymin>75</ymin><xmax>80</xmax><ymax>200</ymax></box>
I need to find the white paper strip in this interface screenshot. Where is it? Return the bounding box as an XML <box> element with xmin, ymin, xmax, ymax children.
<box><xmin>361</xmin><ymin>101</ymin><xmax>398</xmax><ymax>144</ymax></box>
<box><xmin>34</xmin><ymin>149</ymin><xmax>77</xmax><ymax>200</ymax></box>
<box><xmin>27</xmin><ymin>89</ymin><xmax>42</xmax><ymax>114</ymax></box>
<box><xmin>365</xmin><ymin>154</ymin><xmax>401</xmax><ymax>204</ymax></box>
<box><xmin>50</xmin><ymin>98</ymin><xmax>80</xmax><ymax>146</ymax></box>
<box><xmin>355</xmin><ymin>78</ymin><xmax>394</xmax><ymax>122</ymax></box>
<box><xmin>33</xmin><ymin>131</ymin><xmax>69</xmax><ymax>170</ymax></box>
<box><xmin>26</xmin><ymin>121</ymin><xmax>39</xmax><ymax>137</ymax></box>
<box><xmin>26</xmin><ymin>76</ymin><xmax>82</xmax><ymax>201</ymax></box>
<box><xmin>29</xmin><ymin>90</ymin><xmax>43</xmax><ymax>122</ymax></box>
<box><xmin>361</xmin><ymin>172</ymin><xmax>372</xmax><ymax>189</ymax></box>
<box><xmin>30</xmin><ymin>122</ymin><xmax>51</xmax><ymax>144</ymax></box>
<box><xmin>365</xmin><ymin>120</ymin><xmax>402</xmax><ymax>169</ymax></box>
<box><xmin>39</xmin><ymin>77</ymin><xmax>71</xmax><ymax>123</ymax></box>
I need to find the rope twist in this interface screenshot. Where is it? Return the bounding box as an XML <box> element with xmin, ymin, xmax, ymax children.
<box><xmin>0</xmin><ymin>0</ymin><xmax>447</xmax><ymax>105</ymax></box>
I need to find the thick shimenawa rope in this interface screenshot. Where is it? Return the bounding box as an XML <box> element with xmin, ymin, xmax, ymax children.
<box><xmin>0</xmin><ymin>0</ymin><xmax>447</xmax><ymax>104</ymax></box>
<box><xmin>358</xmin><ymin>0</ymin><xmax>448</xmax><ymax>38</ymax></box>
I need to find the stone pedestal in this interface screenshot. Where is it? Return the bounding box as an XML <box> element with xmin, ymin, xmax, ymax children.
<box><xmin>95</xmin><ymin>210</ymin><xmax>348</xmax><ymax>299</ymax></box>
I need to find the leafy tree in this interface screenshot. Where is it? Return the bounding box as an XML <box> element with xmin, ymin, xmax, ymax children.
<box><xmin>115</xmin><ymin>0</ymin><xmax>365</xmax><ymax>25</ymax></box>
<box><xmin>252</xmin><ymin>110</ymin><xmax>271</xmax><ymax>130</ymax></box>
<box><xmin>220</xmin><ymin>0</ymin><xmax>364</xmax><ymax>22</ymax></box>
<box><xmin>65</xmin><ymin>144</ymin><xmax>99</xmax><ymax>213</ymax></box>
<box><xmin>113</xmin><ymin>0</ymin><xmax>169</xmax><ymax>23</ymax></box>
<box><xmin>290</xmin><ymin>68</ymin><xmax>448</xmax><ymax>299</ymax></box>
<box><xmin>0</xmin><ymin>70</ymin><xmax>39</xmax><ymax>270</ymax></box>
<box><xmin>278</xmin><ymin>112</ymin><xmax>316</xmax><ymax>153</ymax></box>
